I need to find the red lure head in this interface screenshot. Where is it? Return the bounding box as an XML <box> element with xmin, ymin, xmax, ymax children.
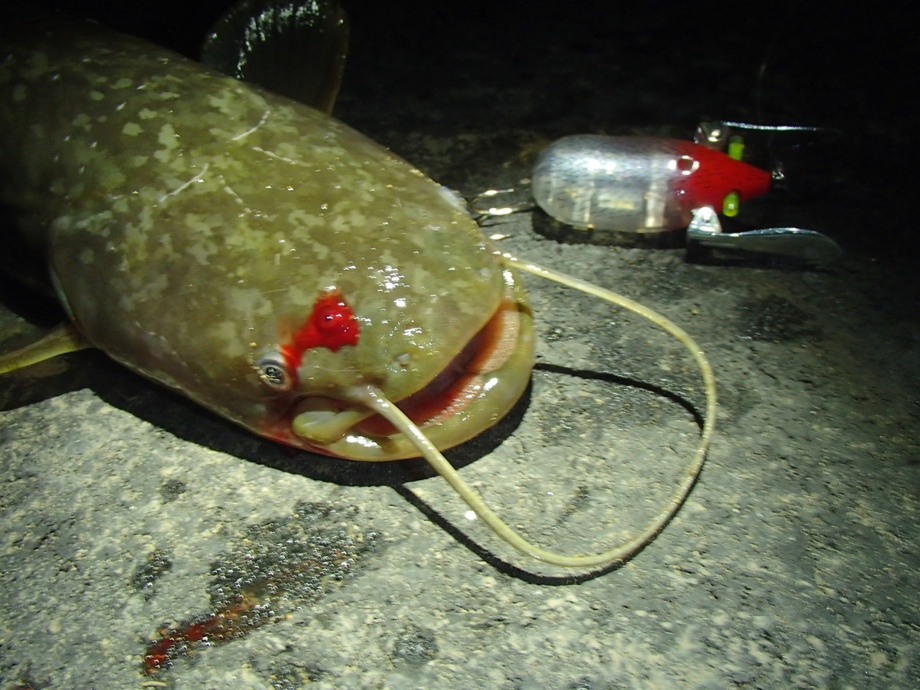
<box><xmin>280</xmin><ymin>288</ymin><xmax>360</xmax><ymax>371</ymax></box>
<box><xmin>671</xmin><ymin>140</ymin><xmax>772</xmax><ymax>211</ymax></box>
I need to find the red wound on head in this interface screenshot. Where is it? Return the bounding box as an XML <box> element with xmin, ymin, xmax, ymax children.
<box><xmin>280</xmin><ymin>289</ymin><xmax>360</xmax><ymax>369</ymax></box>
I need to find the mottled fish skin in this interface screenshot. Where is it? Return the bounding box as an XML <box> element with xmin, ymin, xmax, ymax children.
<box><xmin>0</xmin><ymin>18</ymin><xmax>534</xmax><ymax>459</ymax></box>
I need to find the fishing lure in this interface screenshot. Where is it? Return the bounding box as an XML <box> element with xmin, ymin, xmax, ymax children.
<box><xmin>0</xmin><ymin>2</ymin><xmax>715</xmax><ymax>570</ymax></box>
<box><xmin>476</xmin><ymin>125</ymin><xmax>841</xmax><ymax>264</ymax></box>
<box><xmin>532</xmin><ymin>134</ymin><xmax>772</xmax><ymax>233</ymax></box>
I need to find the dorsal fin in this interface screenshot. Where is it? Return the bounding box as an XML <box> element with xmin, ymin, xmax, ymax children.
<box><xmin>201</xmin><ymin>0</ymin><xmax>349</xmax><ymax>115</ymax></box>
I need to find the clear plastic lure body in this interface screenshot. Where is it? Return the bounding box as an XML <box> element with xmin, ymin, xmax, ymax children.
<box><xmin>532</xmin><ymin>134</ymin><xmax>772</xmax><ymax>233</ymax></box>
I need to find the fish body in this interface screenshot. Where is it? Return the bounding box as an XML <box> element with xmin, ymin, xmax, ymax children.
<box><xmin>532</xmin><ymin>134</ymin><xmax>772</xmax><ymax>233</ymax></box>
<box><xmin>0</xmin><ymin>9</ymin><xmax>718</xmax><ymax>569</ymax></box>
<box><xmin>0</xmin><ymin>17</ymin><xmax>534</xmax><ymax>460</ymax></box>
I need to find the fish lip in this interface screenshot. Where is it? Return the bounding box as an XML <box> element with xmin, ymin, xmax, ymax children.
<box><xmin>282</xmin><ymin>274</ymin><xmax>534</xmax><ymax>461</ymax></box>
<box><xmin>351</xmin><ymin>325</ymin><xmax>490</xmax><ymax>435</ymax></box>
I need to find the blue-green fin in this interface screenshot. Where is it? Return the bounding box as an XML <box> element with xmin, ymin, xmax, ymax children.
<box><xmin>0</xmin><ymin>324</ymin><xmax>87</xmax><ymax>375</ymax></box>
<box><xmin>201</xmin><ymin>0</ymin><xmax>349</xmax><ymax>115</ymax></box>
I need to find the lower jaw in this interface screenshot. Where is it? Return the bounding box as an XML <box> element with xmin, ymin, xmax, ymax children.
<box><xmin>325</xmin><ymin>368</ymin><xmax>531</xmax><ymax>461</ymax></box>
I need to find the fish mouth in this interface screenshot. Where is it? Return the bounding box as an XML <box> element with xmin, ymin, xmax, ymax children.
<box><xmin>287</xmin><ymin>274</ymin><xmax>534</xmax><ymax>461</ymax></box>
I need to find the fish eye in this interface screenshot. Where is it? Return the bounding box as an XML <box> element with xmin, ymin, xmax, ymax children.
<box><xmin>255</xmin><ymin>350</ymin><xmax>294</xmax><ymax>391</ymax></box>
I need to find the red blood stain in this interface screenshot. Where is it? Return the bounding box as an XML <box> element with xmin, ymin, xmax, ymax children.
<box><xmin>281</xmin><ymin>288</ymin><xmax>359</xmax><ymax>370</ymax></box>
<box><xmin>142</xmin><ymin>502</ymin><xmax>378</xmax><ymax>676</ymax></box>
<box><xmin>144</xmin><ymin>591</ymin><xmax>259</xmax><ymax>674</ymax></box>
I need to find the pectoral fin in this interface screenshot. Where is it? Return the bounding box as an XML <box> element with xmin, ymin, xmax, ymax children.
<box><xmin>0</xmin><ymin>323</ymin><xmax>88</xmax><ymax>375</ymax></box>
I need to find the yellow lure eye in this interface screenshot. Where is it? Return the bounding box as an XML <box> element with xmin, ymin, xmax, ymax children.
<box><xmin>727</xmin><ymin>135</ymin><xmax>745</xmax><ymax>160</ymax></box>
<box><xmin>722</xmin><ymin>190</ymin><xmax>741</xmax><ymax>217</ymax></box>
